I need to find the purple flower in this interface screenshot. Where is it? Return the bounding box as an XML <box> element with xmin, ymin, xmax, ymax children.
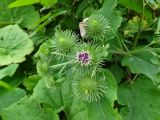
<box><xmin>76</xmin><ymin>51</ymin><xmax>91</xmax><ymax>65</ymax></box>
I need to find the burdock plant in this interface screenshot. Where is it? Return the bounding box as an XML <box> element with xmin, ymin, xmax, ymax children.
<box><xmin>50</xmin><ymin>14</ymin><xmax>110</xmax><ymax>103</ymax></box>
<box><xmin>84</xmin><ymin>14</ymin><xmax>110</xmax><ymax>42</ymax></box>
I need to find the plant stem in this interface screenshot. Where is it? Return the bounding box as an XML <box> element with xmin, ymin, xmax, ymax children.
<box><xmin>49</xmin><ymin>60</ymin><xmax>73</xmax><ymax>69</ymax></box>
<box><xmin>129</xmin><ymin>40</ymin><xmax>160</xmax><ymax>54</ymax></box>
<box><xmin>132</xmin><ymin>0</ymin><xmax>145</xmax><ymax>48</ymax></box>
<box><xmin>111</xmin><ymin>29</ymin><xmax>129</xmax><ymax>52</ymax></box>
<box><xmin>0</xmin><ymin>80</ymin><xmax>13</xmax><ymax>90</ymax></box>
<box><xmin>132</xmin><ymin>74</ymin><xmax>139</xmax><ymax>82</ymax></box>
<box><xmin>110</xmin><ymin>44</ymin><xmax>128</xmax><ymax>55</ymax></box>
<box><xmin>111</xmin><ymin>29</ymin><xmax>123</xmax><ymax>50</ymax></box>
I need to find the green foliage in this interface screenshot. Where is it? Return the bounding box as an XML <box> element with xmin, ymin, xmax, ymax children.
<box><xmin>0</xmin><ymin>0</ymin><xmax>40</xmax><ymax>29</ymax></box>
<box><xmin>118</xmin><ymin>76</ymin><xmax>160</xmax><ymax>120</ymax></box>
<box><xmin>8</xmin><ymin>0</ymin><xmax>39</xmax><ymax>8</ymax></box>
<box><xmin>122</xmin><ymin>54</ymin><xmax>160</xmax><ymax>83</ymax></box>
<box><xmin>0</xmin><ymin>88</ymin><xmax>26</xmax><ymax>114</ymax></box>
<box><xmin>0</xmin><ymin>64</ymin><xmax>18</xmax><ymax>79</ymax></box>
<box><xmin>9</xmin><ymin>0</ymin><xmax>57</xmax><ymax>8</ymax></box>
<box><xmin>123</xmin><ymin>16</ymin><xmax>148</xmax><ymax>37</ymax></box>
<box><xmin>0</xmin><ymin>0</ymin><xmax>160</xmax><ymax>120</ymax></box>
<box><xmin>2</xmin><ymin>97</ymin><xmax>59</xmax><ymax>120</ymax></box>
<box><xmin>23</xmin><ymin>74</ymin><xmax>41</xmax><ymax>92</ymax></box>
<box><xmin>118</xmin><ymin>0</ymin><xmax>153</xmax><ymax>21</ymax></box>
<box><xmin>0</xmin><ymin>25</ymin><xmax>34</xmax><ymax>66</ymax></box>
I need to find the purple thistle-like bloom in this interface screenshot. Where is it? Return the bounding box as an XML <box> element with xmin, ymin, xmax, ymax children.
<box><xmin>76</xmin><ymin>51</ymin><xmax>91</xmax><ymax>65</ymax></box>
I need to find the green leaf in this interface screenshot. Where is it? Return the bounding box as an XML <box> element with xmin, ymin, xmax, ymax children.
<box><xmin>9</xmin><ymin>0</ymin><xmax>57</xmax><ymax>8</ymax></box>
<box><xmin>118</xmin><ymin>0</ymin><xmax>153</xmax><ymax>21</ymax></box>
<box><xmin>32</xmin><ymin>79</ymin><xmax>63</xmax><ymax>110</ymax></box>
<box><xmin>2</xmin><ymin>97</ymin><xmax>59</xmax><ymax>120</ymax></box>
<box><xmin>0</xmin><ymin>25</ymin><xmax>34</xmax><ymax>66</ymax></box>
<box><xmin>123</xmin><ymin>16</ymin><xmax>148</xmax><ymax>37</ymax></box>
<box><xmin>0</xmin><ymin>88</ymin><xmax>26</xmax><ymax>114</ymax></box>
<box><xmin>118</xmin><ymin>76</ymin><xmax>160</xmax><ymax>120</ymax></box>
<box><xmin>35</xmin><ymin>40</ymin><xmax>52</xmax><ymax>77</ymax></box>
<box><xmin>31</xmin><ymin>77</ymin><xmax>87</xmax><ymax>120</ymax></box>
<box><xmin>122</xmin><ymin>54</ymin><xmax>160</xmax><ymax>83</ymax></box>
<box><xmin>0</xmin><ymin>81</ymin><xmax>13</xmax><ymax>90</ymax></box>
<box><xmin>60</xmin><ymin>77</ymin><xmax>87</xmax><ymax>120</ymax></box>
<box><xmin>146</xmin><ymin>0</ymin><xmax>158</xmax><ymax>10</ymax></box>
<box><xmin>41</xmin><ymin>0</ymin><xmax>57</xmax><ymax>7</ymax></box>
<box><xmin>109</xmin><ymin>64</ymin><xmax>124</xmax><ymax>83</ymax></box>
<box><xmin>0</xmin><ymin>64</ymin><xmax>18</xmax><ymax>79</ymax></box>
<box><xmin>8</xmin><ymin>0</ymin><xmax>39</xmax><ymax>8</ymax></box>
<box><xmin>85</xmin><ymin>70</ymin><xmax>122</xmax><ymax>120</ymax></box>
<box><xmin>0</xmin><ymin>0</ymin><xmax>40</xmax><ymax>29</ymax></box>
<box><xmin>97</xmin><ymin>0</ymin><xmax>117</xmax><ymax>17</ymax></box>
<box><xmin>109</xmin><ymin>10</ymin><xmax>123</xmax><ymax>31</ymax></box>
<box><xmin>23</xmin><ymin>74</ymin><xmax>41</xmax><ymax>92</ymax></box>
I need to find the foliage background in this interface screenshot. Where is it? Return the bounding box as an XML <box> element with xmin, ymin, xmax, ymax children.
<box><xmin>0</xmin><ymin>0</ymin><xmax>160</xmax><ymax>120</ymax></box>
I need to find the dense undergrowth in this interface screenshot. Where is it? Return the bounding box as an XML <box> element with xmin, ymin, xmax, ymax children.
<box><xmin>0</xmin><ymin>0</ymin><xmax>160</xmax><ymax>120</ymax></box>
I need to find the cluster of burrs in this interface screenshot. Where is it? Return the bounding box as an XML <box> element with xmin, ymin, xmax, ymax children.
<box><xmin>51</xmin><ymin>14</ymin><xmax>110</xmax><ymax>102</ymax></box>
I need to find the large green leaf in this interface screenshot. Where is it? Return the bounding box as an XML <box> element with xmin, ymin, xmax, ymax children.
<box><xmin>0</xmin><ymin>25</ymin><xmax>34</xmax><ymax>66</ymax></box>
<box><xmin>0</xmin><ymin>0</ymin><xmax>40</xmax><ymax>29</ymax></box>
<box><xmin>2</xmin><ymin>97</ymin><xmax>59</xmax><ymax>120</ymax></box>
<box><xmin>118</xmin><ymin>76</ymin><xmax>160</xmax><ymax>120</ymax></box>
<box><xmin>31</xmin><ymin>78</ymin><xmax>87</xmax><ymax>120</ymax></box>
<box><xmin>122</xmin><ymin>53</ymin><xmax>160</xmax><ymax>83</ymax></box>
<box><xmin>0</xmin><ymin>88</ymin><xmax>26</xmax><ymax>114</ymax></box>
<box><xmin>85</xmin><ymin>70</ymin><xmax>122</xmax><ymax>120</ymax></box>
<box><xmin>0</xmin><ymin>64</ymin><xmax>18</xmax><ymax>79</ymax></box>
<box><xmin>32</xmin><ymin>79</ymin><xmax>63</xmax><ymax>110</ymax></box>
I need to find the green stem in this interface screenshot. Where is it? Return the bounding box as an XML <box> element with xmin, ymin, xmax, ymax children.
<box><xmin>132</xmin><ymin>0</ymin><xmax>145</xmax><ymax>48</ymax></box>
<box><xmin>132</xmin><ymin>74</ymin><xmax>139</xmax><ymax>82</ymax></box>
<box><xmin>111</xmin><ymin>29</ymin><xmax>129</xmax><ymax>52</ymax></box>
<box><xmin>110</xmin><ymin>44</ymin><xmax>128</xmax><ymax>55</ymax></box>
<box><xmin>129</xmin><ymin>40</ymin><xmax>160</xmax><ymax>54</ymax></box>
<box><xmin>143</xmin><ymin>40</ymin><xmax>159</xmax><ymax>49</ymax></box>
<box><xmin>111</xmin><ymin>29</ymin><xmax>123</xmax><ymax>50</ymax></box>
<box><xmin>0</xmin><ymin>80</ymin><xmax>13</xmax><ymax>90</ymax></box>
<box><xmin>49</xmin><ymin>60</ymin><xmax>73</xmax><ymax>69</ymax></box>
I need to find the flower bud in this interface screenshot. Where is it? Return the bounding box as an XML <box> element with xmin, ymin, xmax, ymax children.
<box><xmin>72</xmin><ymin>76</ymin><xmax>107</xmax><ymax>102</ymax></box>
<box><xmin>85</xmin><ymin>14</ymin><xmax>110</xmax><ymax>41</ymax></box>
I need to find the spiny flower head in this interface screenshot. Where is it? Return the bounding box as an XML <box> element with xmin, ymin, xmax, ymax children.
<box><xmin>72</xmin><ymin>43</ymin><xmax>109</xmax><ymax>73</ymax></box>
<box><xmin>51</xmin><ymin>30</ymin><xmax>78</xmax><ymax>57</ymax></box>
<box><xmin>72</xmin><ymin>75</ymin><xmax>107</xmax><ymax>102</ymax></box>
<box><xmin>85</xmin><ymin>14</ymin><xmax>110</xmax><ymax>41</ymax></box>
